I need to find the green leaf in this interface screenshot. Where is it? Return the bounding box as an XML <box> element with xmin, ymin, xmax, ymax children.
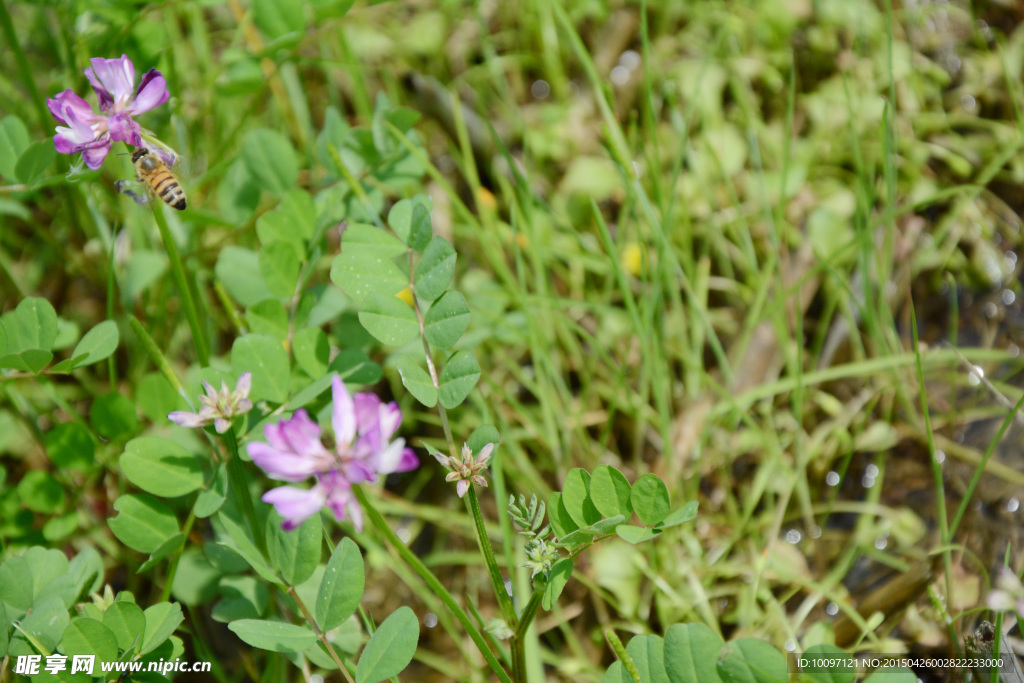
<box><xmin>9</xmin><ymin>595</ymin><xmax>67</xmax><ymax>655</ymax></box>
<box><xmin>466</xmin><ymin>425</ymin><xmax>499</xmax><ymax>456</ymax></box>
<box><xmin>326</xmin><ymin>351</ymin><xmax>380</xmax><ymax>387</ymax></box>
<box><xmin>438</xmin><ymin>349</ymin><xmax>480</xmax><ymax>409</ymax></box>
<box><xmin>330</xmin><ymin>225</ymin><xmax>409</xmax><ymax>300</ymax></box>
<box><xmin>243</xmin><ymin>128</ymin><xmax>298</xmax><ymax>196</ymax></box>
<box><xmin>614</xmin><ymin>525</ymin><xmax>661</xmax><ymax>544</ymax></box>
<box><xmin>342</xmin><ymin>223</ymin><xmax>409</xmax><ymax>258</ymax></box>
<box><xmin>60</xmin><ymin>618</ymin><xmax>121</xmax><ymax>663</ymax></box>
<box><xmin>252</xmin><ymin>0</ymin><xmax>306</xmax><ymax>41</ymax></box>
<box><xmin>561</xmin><ymin>468</ymin><xmax>602</xmax><ymax>528</ymax></box>
<box><xmin>423</xmin><ymin>290</ymin><xmax>470</xmax><ymax>349</ymax></box>
<box><xmin>316</xmin><ymin>537</ymin><xmax>364</xmax><ymax>632</ymax></box>
<box><xmin>358</xmin><ymin>292</ymin><xmax>419</xmax><ymax>346</ymax></box>
<box><xmin>16</xmin><ymin>470</ymin><xmax>64</xmax><ymax>513</ymax></box>
<box><xmin>395</xmin><ymin>354</ymin><xmax>437</xmax><ymax>407</ymax></box>
<box><xmin>135</xmin><ymin>373</ymin><xmax>181</xmax><ymax>424</ymax></box>
<box><xmin>716</xmin><ymin>638</ymin><xmax>789</xmax><ymax>683</ymax></box>
<box><xmin>218</xmin><ymin>512</ymin><xmax>280</xmax><ymax>585</ymax></box>
<box><xmin>259</xmin><ymin>241</ymin><xmax>302</xmax><ymax>298</ymax></box>
<box><xmin>664</xmin><ymin>622</ymin><xmax>724</xmax><ymax>683</ymax></box>
<box><xmin>246</xmin><ymin>299</ymin><xmax>290</xmax><ymax>340</ymax></box>
<box><xmin>216</xmin><ymin>247</ymin><xmax>275</xmax><ymax>307</ymax></box>
<box><xmin>293</xmin><ymin>327</ymin><xmax>329</xmax><ymax>377</ymax></box>
<box><xmin>140</xmin><ymin>602</ymin><xmax>184</xmax><ymax>655</ymax></box>
<box><xmin>626</xmin><ymin>634</ymin><xmax>669</xmax><ymax>683</ymax></box>
<box><xmin>66</xmin><ymin>320</ymin><xmax>119</xmax><ymax>369</ymax></box>
<box><xmin>229</xmin><ymin>619</ymin><xmax>318</xmax><ymax>653</ymax></box>
<box><xmin>556</xmin><ymin>515</ymin><xmax>626</xmax><ymax>547</ymax></box>
<box><xmin>0</xmin><ymin>556</ymin><xmax>32</xmax><ymax>611</ymax></box>
<box><xmin>42</xmin><ymin>512</ymin><xmax>79</xmax><ymax>542</ymax></box>
<box><xmin>267</xmin><ymin>510</ymin><xmax>321</xmax><ymax>586</ymax></box>
<box><xmin>414</xmin><ymin>236</ymin><xmax>456</xmax><ymax>303</ymax></box>
<box><xmin>232</xmin><ymin>334</ymin><xmax>290</xmax><ymax>403</ymax></box>
<box><xmin>355</xmin><ymin>606</ymin><xmax>419</xmax><ymax>683</ymax></box>
<box><xmin>21</xmin><ymin>547</ymin><xmax>70</xmax><ymax>603</ymax></box>
<box><xmin>120</xmin><ymin>436</ymin><xmax>205</xmax><ymax>498</ymax></box>
<box><xmin>798</xmin><ymin>644</ymin><xmax>854</xmax><ymax>682</ymax></box>
<box><xmin>542</xmin><ymin>558</ymin><xmax>573</xmax><ymax>611</ymax></box>
<box><xmin>631</xmin><ymin>473</ymin><xmax>671</xmax><ymax>527</ymax></box>
<box><xmin>137</xmin><ymin>533</ymin><xmax>186</xmax><ymax>574</ymax></box>
<box><xmin>0</xmin><ymin>115</ymin><xmax>29</xmax><ymax>180</ymax></box>
<box><xmin>14</xmin><ymin>140</ymin><xmax>55</xmax><ymax>186</ymax></box>
<box><xmin>548</xmin><ymin>492</ymin><xmax>579</xmax><ymax>538</ymax></box>
<box><xmin>194</xmin><ymin>464</ymin><xmax>228</xmax><ymax>518</ymax></box>
<box><xmin>389</xmin><ymin>197</ymin><xmax>432</xmax><ymax>252</ymax></box>
<box><xmin>90</xmin><ymin>392</ymin><xmax>139</xmax><ymax>439</ymax></box>
<box><xmin>2</xmin><ymin>297</ymin><xmax>57</xmax><ymax>352</ymax></box>
<box><xmin>108</xmin><ymin>494</ymin><xmax>179</xmax><ymax>554</ymax></box>
<box><xmin>256</xmin><ymin>191</ymin><xmax>315</xmax><ymax>252</ymax></box>
<box><xmin>213</xmin><ymin>576</ymin><xmax>269</xmax><ymax>623</ymax></box>
<box><xmin>103</xmin><ymin>601</ymin><xmax>146</xmax><ymax>654</ymax></box>
<box><xmin>590</xmin><ymin>465</ymin><xmax>633</xmax><ymax>519</ymax></box>
<box><xmin>657</xmin><ymin>500</ymin><xmax>698</xmax><ymax>529</ymax></box>
<box><xmin>0</xmin><ymin>348</ymin><xmax>52</xmax><ymax>372</ymax></box>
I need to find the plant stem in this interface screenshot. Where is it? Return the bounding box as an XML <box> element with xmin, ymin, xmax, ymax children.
<box><xmin>224</xmin><ymin>429</ymin><xmax>265</xmax><ymax>555</ymax></box>
<box><xmin>605</xmin><ymin>629</ymin><xmax>641</xmax><ymax>683</ymax></box>
<box><xmin>287</xmin><ymin>586</ymin><xmax>354</xmax><ymax>683</ymax></box>
<box><xmin>467</xmin><ymin>487</ymin><xmax>517</xmax><ymax>629</ymax></box>
<box><xmin>352</xmin><ymin>486</ymin><xmax>513</xmax><ymax>683</ymax></box>
<box><xmin>151</xmin><ymin>201</ymin><xmax>210</xmax><ymax>366</ymax></box>
<box><xmin>511</xmin><ymin>584</ymin><xmax>544</xmax><ymax>682</ymax></box>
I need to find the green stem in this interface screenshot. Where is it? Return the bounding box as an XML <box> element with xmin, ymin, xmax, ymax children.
<box><xmin>224</xmin><ymin>429</ymin><xmax>265</xmax><ymax>555</ymax></box>
<box><xmin>352</xmin><ymin>486</ymin><xmax>513</xmax><ymax>683</ymax></box>
<box><xmin>605</xmin><ymin>629</ymin><xmax>641</xmax><ymax>683</ymax></box>
<box><xmin>511</xmin><ymin>584</ymin><xmax>544</xmax><ymax>682</ymax></box>
<box><xmin>287</xmin><ymin>586</ymin><xmax>354</xmax><ymax>683</ymax></box>
<box><xmin>0</xmin><ymin>0</ymin><xmax>51</xmax><ymax>131</ymax></box>
<box><xmin>151</xmin><ymin>201</ymin><xmax>210</xmax><ymax>366</ymax></box>
<box><xmin>467</xmin><ymin>486</ymin><xmax>517</xmax><ymax>629</ymax></box>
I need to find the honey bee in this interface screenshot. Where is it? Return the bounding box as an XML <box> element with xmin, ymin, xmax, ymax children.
<box><xmin>130</xmin><ymin>148</ymin><xmax>187</xmax><ymax>210</ymax></box>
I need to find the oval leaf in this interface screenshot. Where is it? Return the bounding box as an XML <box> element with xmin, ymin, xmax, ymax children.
<box><xmin>108</xmin><ymin>494</ymin><xmax>179</xmax><ymax>554</ymax></box>
<box><xmin>423</xmin><ymin>290</ymin><xmax>470</xmax><ymax>349</ymax></box>
<box><xmin>242</xmin><ymin>128</ymin><xmax>298</xmax><ymax>197</ymax></box>
<box><xmin>358</xmin><ymin>292</ymin><xmax>419</xmax><ymax>346</ymax></box>
<box><xmin>120</xmin><ymin>436</ymin><xmax>205</xmax><ymax>498</ymax></box>
<box><xmin>395</xmin><ymin>354</ymin><xmax>438</xmax><ymax>407</ymax></box>
<box><xmin>232</xmin><ymin>334</ymin><xmax>290</xmax><ymax>403</ymax></box>
<box><xmin>717</xmin><ymin>638</ymin><xmax>789</xmax><ymax>683</ymax></box>
<box><xmin>438</xmin><ymin>349</ymin><xmax>480</xmax><ymax>409</ymax></box>
<box><xmin>590</xmin><ymin>465</ymin><xmax>633</xmax><ymax>518</ymax></box>
<box><xmin>228</xmin><ymin>619</ymin><xmax>317</xmax><ymax>653</ymax></box>
<box><xmin>561</xmin><ymin>468</ymin><xmax>601</xmax><ymax>528</ymax></box>
<box><xmin>60</xmin><ymin>618</ymin><xmax>119</xmax><ymax>662</ymax></box>
<box><xmin>355</xmin><ymin>606</ymin><xmax>419</xmax><ymax>683</ymax></box>
<box><xmin>316</xmin><ymin>537</ymin><xmax>364</xmax><ymax>632</ymax></box>
<box><xmin>631</xmin><ymin>473</ymin><xmax>671</xmax><ymax>526</ymax></box>
<box><xmin>542</xmin><ymin>558</ymin><xmax>573</xmax><ymax>611</ymax></box>
<box><xmin>69</xmin><ymin>320</ymin><xmax>119</xmax><ymax>369</ymax></box>
<box><xmin>267</xmin><ymin>510</ymin><xmax>321</xmax><ymax>586</ymax></box>
<box><xmin>414</xmin><ymin>236</ymin><xmax>456</xmax><ymax>303</ymax></box>
<box><xmin>664</xmin><ymin>622</ymin><xmax>725</xmax><ymax>683</ymax></box>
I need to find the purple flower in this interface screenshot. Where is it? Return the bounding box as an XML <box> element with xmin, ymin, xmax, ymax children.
<box><xmin>248</xmin><ymin>376</ymin><xmax>419</xmax><ymax>530</ymax></box>
<box><xmin>48</xmin><ymin>54</ymin><xmax>170</xmax><ymax>170</ymax></box>
<box><xmin>168</xmin><ymin>372</ymin><xmax>253</xmax><ymax>434</ymax></box>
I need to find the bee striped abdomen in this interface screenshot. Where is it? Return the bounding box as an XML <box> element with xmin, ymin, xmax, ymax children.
<box><xmin>131</xmin><ymin>148</ymin><xmax>187</xmax><ymax>211</ymax></box>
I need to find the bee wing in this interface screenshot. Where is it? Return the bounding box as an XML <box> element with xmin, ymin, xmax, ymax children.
<box><xmin>114</xmin><ymin>179</ymin><xmax>150</xmax><ymax>206</ymax></box>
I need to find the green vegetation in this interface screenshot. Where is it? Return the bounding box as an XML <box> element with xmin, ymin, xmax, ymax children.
<box><xmin>1</xmin><ymin>0</ymin><xmax>1023</xmax><ymax>681</ymax></box>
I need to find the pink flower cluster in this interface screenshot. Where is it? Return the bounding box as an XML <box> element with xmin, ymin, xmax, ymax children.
<box><xmin>48</xmin><ymin>55</ymin><xmax>171</xmax><ymax>170</ymax></box>
<box><xmin>248</xmin><ymin>376</ymin><xmax>418</xmax><ymax>531</ymax></box>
